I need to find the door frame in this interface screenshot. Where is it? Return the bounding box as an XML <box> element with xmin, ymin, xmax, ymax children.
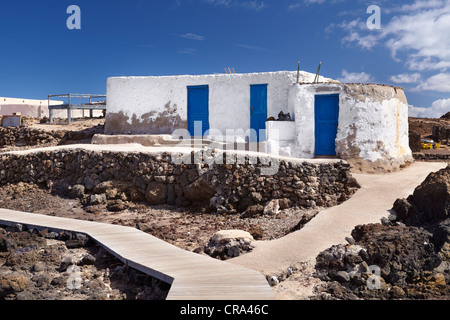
<box><xmin>250</xmin><ymin>84</ymin><xmax>268</xmax><ymax>142</ymax></box>
<box><xmin>187</xmin><ymin>85</ymin><xmax>209</xmax><ymax>137</ymax></box>
<box><xmin>314</xmin><ymin>93</ymin><xmax>339</xmax><ymax>157</ymax></box>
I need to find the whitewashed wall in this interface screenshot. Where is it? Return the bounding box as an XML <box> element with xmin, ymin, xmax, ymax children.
<box><xmin>287</xmin><ymin>83</ymin><xmax>412</xmax><ymax>167</ymax></box>
<box><xmin>105</xmin><ymin>71</ymin><xmax>331</xmax><ymax>135</ymax></box>
<box><xmin>106</xmin><ymin>71</ymin><xmax>412</xmax><ymax>170</ymax></box>
<box><xmin>265</xmin><ymin>120</ymin><xmax>296</xmax><ymax>157</ymax></box>
<box><xmin>0</xmin><ymin>97</ymin><xmax>58</xmax><ymax>118</ymax></box>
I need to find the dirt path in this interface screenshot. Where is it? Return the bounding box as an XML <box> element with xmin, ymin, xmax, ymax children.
<box><xmin>230</xmin><ymin>161</ymin><xmax>448</xmax><ymax>298</ymax></box>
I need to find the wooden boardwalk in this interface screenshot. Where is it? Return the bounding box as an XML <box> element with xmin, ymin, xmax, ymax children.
<box><xmin>0</xmin><ymin>208</ymin><xmax>274</xmax><ymax>300</ymax></box>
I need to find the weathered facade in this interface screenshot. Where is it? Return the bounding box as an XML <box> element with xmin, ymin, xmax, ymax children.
<box><xmin>105</xmin><ymin>71</ymin><xmax>412</xmax><ymax>171</ymax></box>
<box><xmin>105</xmin><ymin>71</ymin><xmax>333</xmax><ymax>136</ymax></box>
<box><xmin>277</xmin><ymin>83</ymin><xmax>412</xmax><ymax>172</ymax></box>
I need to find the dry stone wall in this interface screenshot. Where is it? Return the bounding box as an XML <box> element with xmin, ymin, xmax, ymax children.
<box><xmin>0</xmin><ymin>127</ymin><xmax>65</xmax><ymax>148</ymax></box>
<box><xmin>413</xmin><ymin>153</ymin><xmax>450</xmax><ymax>162</ymax></box>
<box><xmin>0</xmin><ymin>126</ymin><xmax>104</xmax><ymax>149</ymax></box>
<box><xmin>432</xmin><ymin>125</ymin><xmax>450</xmax><ymax>145</ymax></box>
<box><xmin>0</xmin><ymin>149</ymin><xmax>360</xmax><ymax>214</ymax></box>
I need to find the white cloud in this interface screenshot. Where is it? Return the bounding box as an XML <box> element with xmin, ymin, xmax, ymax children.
<box><xmin>304</xmin><ymin>0</ymin><xmax>326</xmax><ymax>4</ymax></box>
<box><xmin>241</xmin><ymin>1</ymin><xmax>265</xmax><ymax>11</ymax></box>
<box><xmin>382</xmin><ymin>3</ymin><xmax>450</xmax><ymax>70</ymax></box>
<box><xmin>339</xmin><ymin>18</ymin><xmax>364</xmax><ymax>31</ymax></box>
<box><xmin>288</xmin><ymin>2</ymin><xmax>302</xmax><ymax>10</ymax></box>
<box><xmin>390</xmin><ymin>73</ymin><xmax>421</xmax><ymax>84</ymax></box>
<box><xmin>342</xmin><ymin>32</ymin><xmax>378</xmax><ymax>50</ymax></box>
<box><xmin>408</xmin><ymin>98</ymin><xmax>450</xmax><ymax>118</ymax></box>
<box><xmin>336</xmin><ymin>0</ymin><xmax>450</xmax><ymax>93</ymax></box>
<box><xmin>405</xmin><ymin>59</ymin><xmax>450</xmax><ymax>72</ymax></box>
<box><xmin>337</xmin><ymin>69</ymin><xmax>374</xmax><ymax>83</ymax></box>
<box><xmin>330</xmin><ymin>18</ymin><xmax>380</xmax><ymax>49</ymax></box>
<box><xmin>180</xmin><ymin>33</ymin><xmax>205</xmax><ymax>41</ymax></box>
<box><xmin>203</xmin><ymin>0</ymin><xmax>265</xmax><ymax>11</ymax></box>
<box><xmin>235</xmin><ymin>43</ymin><xmax>269</xmax><ymax>52</ymax></box>
<box><xmin>177</xmin><ymin>48</ymin><xmax>197</xmax><ymax>54</ymax></box>
<box><xmin>289</xmin><ymin>0</ymin><xmax>347</xmax><ymax>9</ymax></box>
<box><xmin>203</xmin><ymin>0</ymin><xmax>231</xmax><ymax>6</ymax></box>
<box><xmin>415</xmin><ymin>73</ymin><xmax>450</xmax><ymax>92</ymax></box>
<box><xmin>388</xmin><ymin>0</ymin><xmax>445</xmax><ymax>13</ymax></box>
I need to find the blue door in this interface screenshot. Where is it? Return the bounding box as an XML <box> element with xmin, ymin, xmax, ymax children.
<box><xmin>187</xmin><ymin>85</ymin><xmax>209</xmax><ymax>136</ymax></box>
<box><xmin>315</xmin><ymin>94</ymin><xmax>339</xmax><ymax>156</ymax></box>
<box><xmin>250</xmin><ymin>84</ymin><xmax>268</xmax><ymax>142</ymax></box>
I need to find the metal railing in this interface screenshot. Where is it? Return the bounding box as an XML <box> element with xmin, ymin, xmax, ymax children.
<box><xmin>48</xmin><ymin>93</ymin><xmax>106</xmax><ymax>124</ymax></box>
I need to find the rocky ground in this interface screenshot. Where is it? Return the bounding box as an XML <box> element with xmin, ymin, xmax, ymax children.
<box><xmin>0</xmin><ymin>117</ymin><xmax>335</xmax><ymax>300</ymax></box>
<box><xmin>409</xmin><ymin>115</ymin><xmax>449</xmax><ymax>139</ymax></box>
<box><xmin>0</xmin><ymin>182</ymin><xmax>321</xmax><ymax>254</ymax></box>
<box><xmin>307</xmin><ymin>165</ymin><xmax>450</xmax><ymax>300</ymax></box>
<box><xmin>409</xmin><ymin>114</ymin><xmax>450</xmax><ymax>153</ymax></box>
<box><xmin>3</xmin><ymin>169</ymin><xmax>448</xmax><ymax>300</ymax></box>
<box><xmin>1</xmin><ymin>116</ymin><xmax>449</xmax><ymax>300</ymax></box>
<box><xmin>0</xmin><ymin>224</ymin><xmax>170</xmax><ymax>300</ymax></box>
<box><xmin>0</xmin><ymin>181</ymin><xmax>323</xmax><ymax>300</ymax></box>
<box><xmin>0</xmin><ymin>117</ymin><xmax>104</xmax><ymax>153</ymax></box>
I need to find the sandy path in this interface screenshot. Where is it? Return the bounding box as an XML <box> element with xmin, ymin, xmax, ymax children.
<box><xmin>230</xmin><ymin>161</ymin><xmax>448</xmax><ymax>278</ymax></box>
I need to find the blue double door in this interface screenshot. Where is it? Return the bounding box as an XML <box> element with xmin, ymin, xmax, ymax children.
<box><xmin>315</xmin><ymin>94</ymin><xmax>339</xmax><ymax>156</ymax></box>
<box><xmin>187</xmin><ymin>84</ymin><xmax>268</xmax><ymax>141</ymax></box>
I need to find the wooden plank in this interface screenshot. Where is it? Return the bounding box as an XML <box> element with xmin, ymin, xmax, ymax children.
<box><xmin>0</xmin><ymin>209</ymin><xmax>274</xmax><ymax>300</ymax></box>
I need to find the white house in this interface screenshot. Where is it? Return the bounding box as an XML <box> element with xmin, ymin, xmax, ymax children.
<box><xmin>104</xmin><ymin>70</ymin><xmax>412</xmax><ymax>172</ymax></box>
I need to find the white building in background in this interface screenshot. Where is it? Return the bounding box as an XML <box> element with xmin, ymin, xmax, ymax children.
<box><xmin>0</xmin><ymin>96</ymin><xmax>103</xmax><ymax>120</ymax></box>
<box><xmin>0</xmin><ymin>97</ymin><xmax>60</xmax><ymax>118</ymax></box>
<box><xmin>104</xmin><ymin>70</ymin><xmax>412</xmax><ymax>172</ymax></box>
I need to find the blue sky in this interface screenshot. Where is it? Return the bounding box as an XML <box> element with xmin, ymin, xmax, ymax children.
<box><xmin>1</xmin><ymin>0</ymin><xmax>449</xmax><ymax>117</ymax></box>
